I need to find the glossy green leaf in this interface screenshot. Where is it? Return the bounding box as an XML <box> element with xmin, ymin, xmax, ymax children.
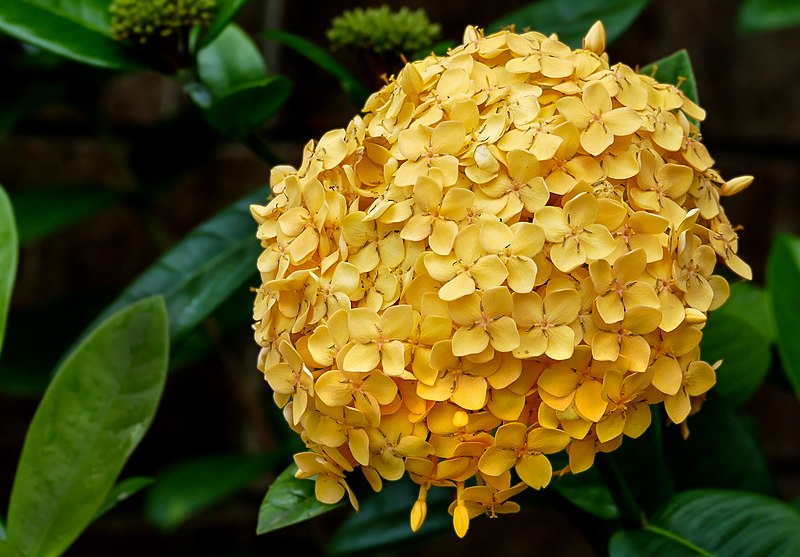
<box><xmin>199</xmin><ymin>0</ymin><xmax>250</xmax><ymax>48</ymax></box>
<box><xmin>640</xmin><ymin>50</ymin><xmax>699</xmax><ymax>104</ymax></box>
<box><xmin>738</xmin><ymin>0</ymin><xmax>800</xmax><ymax>33</ymax></box>
<box><xmin>262</xmin><ymin>29</ymin><xmax>369</xmax><ymax>108</ymax></box>
<box><xmin>196</xmin><ymin>24</ymin><xmax>266</xmax><ymax>103</ymax></box>
<box><xmin>95</xmin><ymin>477</ymin><xmax>155</xmax><ymax>519</ymax></box>
<box><xmin>0</xmin><ymin>185</ymin><xmax>17</xmax><ymax>357</ymax></box>
<box><xmin>551</xmin><ymin>465</ymin><xmax>619</xmax><ymax>520</ymax></box>
<box><xmin>327</xmin><ymin>478</ymin><xmax>452</xmax><ymax>556</ymax></box>
<box><xmin>6</xmin><ymin>296</ymin><xmax>169</xmax><ymax>557</ymax></box>
<box><xmin>607</xmin><ymin>406</ymin><xmax>673</xmax><ymax>516</ymax></box>
<box><xmin>203</xmin><ymin>76</ymin><xmax>292</xmax><ymax>138</ymax></box>
<box><xmin>10</xmin><ymin>187</ymin><xmax>118</xmax><ymax>244</ymax></box>
<box><xmin>0</xmin><ymin>0</ymin><xmax>143</xmax><ymax>69</ymax></box>
<box><xmin>257</xmin><ymin>463</ymin><xmax>342</xmax><ymax>534</ymax></box>
<box><xmin>0</xmin><ymin>517</ymin><xmax>5</xmax><ymax>541</ymax></box>
<box><xmin>701</xmin><ymin>283</ymin><xmax>772</xmax><ymax>407</ymax></box>
<box><xmin>489</xmin><ymin>0</ymin><xmax>652</xmax><ymax>48</ymax></box>
<box><xmin>0</xmin><ymin>541</ymin><xmax>25</xmax><ymax>557</ymax></box>
<box><xmin>86</xmin><ymin>189</ymin><xmax>265</xmax><ymax>342</ymax></box>
<box><xmin>665</xmin><ymin>398</ymin><xmax>777</xmax><ymax>496</ymax></box>
<box><xmin>610</xmin><ymin>490</ymin><xmax>800</xmax><ymax>557</ymax></box>
<box><xmin>767</xmin><ymin>234</ymin><xmax>800</xmax><ymax>396</ymax></box>
<box><xmin>145</xmin><ymin>453</ymin><xmax>275</xmax><ymax>531</ymax></box>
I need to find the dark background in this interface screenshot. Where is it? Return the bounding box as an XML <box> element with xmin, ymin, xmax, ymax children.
<box><xmin>1</xmin><ymin>0</ymin><xmax>798</xmax><ymax>555</ymax></box>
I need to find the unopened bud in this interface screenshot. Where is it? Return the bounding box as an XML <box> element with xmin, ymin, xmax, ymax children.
<box><xmin>720</xmin><ymin>175</ymin><xmax>754</xmax><ymax>196</ymax></box>
<box><xmin>583</xmin><ymin>21</ymin><xmax>606</xmax><ymax>55</ymax></box>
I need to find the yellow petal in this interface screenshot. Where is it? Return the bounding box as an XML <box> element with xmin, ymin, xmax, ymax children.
<box><xmin>575</xmin><ymin>380</ymin><xmax>607</xmax><ymax>422</ymax></box>
<box><xmin>452</xmin><ymin>374</ymin><xmax>488</xmax><ymax>410</ymax></box>
<box><xmin>516</xmin><ymin>453</ymin><xmax>553</xmax><ymax>489</ymax></box>
<box><xmin>452</xmin><ymin>325</ymin><xmax>490</xmax><ymax>357</ymax></box>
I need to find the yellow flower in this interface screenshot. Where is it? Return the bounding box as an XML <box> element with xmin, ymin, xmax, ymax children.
<box><xmin>251</xmin><ymin>21</ymin><xmax>751</xmax><ymax>536</ymax></box>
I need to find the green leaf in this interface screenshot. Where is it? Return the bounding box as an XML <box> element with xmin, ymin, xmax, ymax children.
<box><xmin>95</xmin><ymin>477</ymin><xmax>155</xmax><ymax>519</ymax></box>
<box><xmin>145</xmin><ymin>453</ymin><xmax>275</xmax><ymax>531</ymax></box>
<box><xmin>0</xmin><ymin>0</ymin><xmax>143</xmax><ymax>69</ymax></box>
<box><xmin>610</xmin><ymin>490</ymin><xmax>800</xmax><ymax>557</ymax></box>
<box><xmin>85</xmin><ymin>189</ymin><xmax>265</xmax><ymax>342</ymax></box>
<box><xmin>327</xmin><ymin>478</ymin><xmax>452</xmax><ymax>556</ymax></box>
<box><xmin>0</xmin><ymin>541</ymin><xmax>25</xmax><ymax>557</ymax></box>
<box><xmin>257</xmin><ymin>463</ymin><xmax>342</xmax><ymax>534</ymax></box>
<box><xmin>664</xmin><ymin>398</ymin><xmax>777</xmax><ymax>496</ymax></box>
<box><xmin>640</xmin><ymin>50</ymin><xmax>699</xmax><ymax>104</ymax></box>
<box><xmin>607</xmin><ymin>406</ymin><xmax>673</xmax><ymax>516</ymax></box>
<box><xmin>261</xmin><ymin>29</ymin><xmax>369</xmax><ymax>109</ymax></box>
<box><xmin>738</xmin><ymin>0</ymin><xmax>800</xmax><ymax>33</ymax></box>
<box><xmin>199</xmin><ymin>0</ymin><xmax>250</xmax><ymax>48</ymax></box>
<box><xmin>10</xmin><ymin>186</ymin><xmax>118</xmax><ymax>244</ymax></box>
<box><xmin>0</xmin><ymin>185</ymin><xmax>17</xmax><ymax>357</ymax></box>
<box><xmin>195</xmin><ymin>24</ymin><xmax>266</xmax><ymax>104</ymax></box>
<box><xmin>6</xmin><ymin>296</ymin><xmax>169</xmax><ymax>557</ymax></box>
<box><xmin>551</xmin><ymin>465</ymin><xmax>619</xmax><ymax>520</ymax></box>
<box><xmin>203</xmin><ymin>76</ymin><xmax>292</xmax><ymax>138</ymax></box>
<box><xmin>701</xmin><ymin>283</ymin><xmax>773</xmax><ymax>407</ymax></box>
<box><xmin>489</xmin><ymin>0</ymin><xmax>652</xmax><ymax>48</ymax></box>
<box><xmin>767</xmin><ymin>234</ymin><xmax>800</xmax><ymax>396</ymax></box>
<box><xmin>0</xmin><ymin>516</ymin><xmax>5</xmax><ymax>540</ymax></box>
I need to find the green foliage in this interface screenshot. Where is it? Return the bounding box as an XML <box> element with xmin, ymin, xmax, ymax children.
<box><xmin>490</xmin><ymin>0</ymin><xmax>652</xmax><ymax>48</ymax></box>
<box><xmin>95</xmin><ymin>477</ymin><xmax>156</xmax><ymax>519</ymax></box>
<box><xmin>738</xmin><ymin>0</ymin><xmax>800</xmax><ymax>33</ymax></box>
<box><xmin>85</xmin><ymin>189</ymin><xmax>264</xmax><ymax>342</ymax></box>
<box><xmin>610</xmin><ymin>490</ymin><xmax>800</xmax><ymax>556</ymax></box>
<box><xmin>10</xmin><ymin>187</ymin><xmax>118</xmax><ymax>244</ymax></box>
<box><xmin>198</xmin><ymin>0</ymin><xmax>249</xmax><ymax>48</ymax></box>
<box><xmin>551</xmin><ymin>466</ymin><xmax>619</xmax><ymax>520</ymax></box>
<box><xmin>640</xmin><ymin>50</ymin><xmax>700</xmax><ymax>104</ymax></box>
<box><xmin>145</xmin><ymin>453</ymin><xmax>275</xmax><ymax>531</ymax></box>
<box><xmin>257</xmin><ymin>464</ymin><xmax>342</xmax><ymax>534</ymax></box>
<box><xmin>5</xmin><ymin>297</ymin><xmax>169</xmax><ymax>557</ymax></box>
<box><xmin>0</xmin><ymin>0</ymin><xmax>144</xmax><ymax>69</ymax></box>
<box><xmin>192</xmin><ymin>25</ymin><xmax>290</xmax><ymax>137</ymax></box>
<box><xmin>701</xmin><ymin>283</ymin><xmax>773</xmax><ymax>407</ymax></box>
<box><xmin>665</xmin><ymin>399</ymin><xmax>777</xmax><ymax>496</ymax></box>
<box><xmin>110</xmin><ymin>0</ymin><xmax>216</xmax><ymax>43</ymax></box>
<box><xmin>262</xmin><ymin>29</ymin><xmax>369</xmax><ymax>109</ymax></box>
<box><xmin>0</xmin><ymin>185</ymin><xmax>17</xmax><ymax>357</ymax></box>
<box><xmin>767</xmin><ymin>234</ymin><xmax>800</xmax><ymax>397</ymax></box>
<box><xmin>327</xmin><ymin>5</ymin><xmax>441</xmax><ymax>55</ymax></box>
<box><xmin>327</xmin><ymin>479</ymin><xmax>453</xmax><ymax>556</ymax></box>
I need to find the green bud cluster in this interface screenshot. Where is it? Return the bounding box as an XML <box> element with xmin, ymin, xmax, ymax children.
<box><xmin>327</xmin><ymin>5</ymin><xmax>441</xmax><ymax>55</ymax></box>
<box><xmin>110</xmin><ymin>0</ymin><xmax>217</xmax><ymax>43</ymax></box>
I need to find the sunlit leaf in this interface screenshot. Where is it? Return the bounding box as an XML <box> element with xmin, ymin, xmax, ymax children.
<box><xmin>0</xmin><ymin>0</ymin><xmax>144</xmax><ymax>69</ymax></box>
<box><xmin>610</xmin><ymin>490</ymin><xmax>800</xmax><ymax>556</ymax></box>
<box><xmin>5</xmin><ymin>296</ymin><xmax>169</xmax><ymax>557</ymax></box>
<box><xmin>261</xmin><ymin>29</ymin><xmax>369</xmax><ymax>108</ymax></box>
<box><xmin>94</xmin><ymin>477</ymin><xmax>155</xmax><ymax>519</ymax></box>
<box><xmin>489</xmin><ymin>0</ymin><xmax>652</xmax><ymax>48</ymax></box>
<box><xmin>738</xmin><ymin>0</ymin><xmax>800</xmax><ymax>33</ymax></box>
<box><xmin>767</xmin><ymin>234</ymin><xmax>800</xmax><ymax>397</ymax></box>
<box><xmin>257</xmin><ymin>464</ymin><xmax>342</xmax><ymax>534</ymax></box>
<box><xmin>145</xmin><ymin>453</ymin><xmax>275</xmax><ymax>531</ymax></box>
<box><xmin>0</xmin><ymin>185</ymin><xmax>17</xmax><ymax>357</ymax></box>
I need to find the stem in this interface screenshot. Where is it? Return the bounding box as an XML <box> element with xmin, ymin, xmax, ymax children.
<box><xmin>245</xmin><ymin>132</ymin><xmax>282</xmax><ymax>165</ymax></box>
<box><xmin>595</xmin><ymin>452</ymin><xmax>644</xmax><ymax>529</ymax></box>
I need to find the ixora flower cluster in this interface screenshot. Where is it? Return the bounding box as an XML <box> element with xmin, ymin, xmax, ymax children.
<box><xmin>251</xmin><ymin>22</ymin><xmax>752</xmax><ymax>537</ymax></box>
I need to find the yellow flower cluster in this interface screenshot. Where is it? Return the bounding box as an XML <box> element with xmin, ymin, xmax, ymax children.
<box><xmin>251</xmin><ymin>22</ymin><xmax>752</xmax><ymax>537</ymax></box>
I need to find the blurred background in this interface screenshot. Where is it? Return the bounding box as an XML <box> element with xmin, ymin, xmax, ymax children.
<box><xmin>1</xmin><ymin>0</ymin><xmax>798</xmax><ymax>555</ymax></box>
